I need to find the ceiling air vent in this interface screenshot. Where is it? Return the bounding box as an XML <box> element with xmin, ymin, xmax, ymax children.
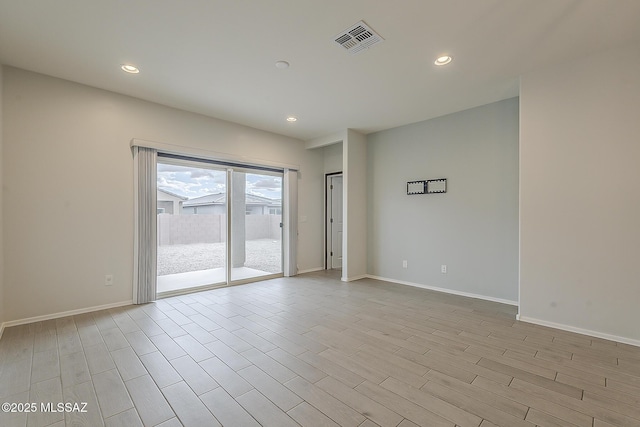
<box><xmin>334</xmin><ymin>20</ymin><xmax>384</xmax><ymax>55</ymax></box>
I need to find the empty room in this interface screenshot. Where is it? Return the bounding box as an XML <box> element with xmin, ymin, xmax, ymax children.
<box><xmin>1</xmin><ymin>1</ymin><xmax>640</xmax><ymax>426</ymax></box>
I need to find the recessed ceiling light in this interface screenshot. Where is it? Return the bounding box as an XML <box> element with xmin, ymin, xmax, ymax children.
<box><xmin>121</xmin><ymin>64</ymin><xmax>140</xmax><ymax>74</ymax></box>
<box><xmin>275</xmin><ymin>60</ymin><xmax>290</xmax><ymax>69</ymax></box>
<box><xmin>434</xmin><ymin>55</ymin><xmax>452</xmax><ymax>66</ymax></box>
<box><xmin>286</xmin><ymin>116</ymin><xmax>297</xmax><ymax>122</ymax></box>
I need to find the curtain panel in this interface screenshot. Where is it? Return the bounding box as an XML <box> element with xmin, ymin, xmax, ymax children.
<box><xmin>283</xmin><ymin>168</ymin><xmax>298</xmax><ymax>277</ymax></box>
<box><xmin>133</xmin><ymin>146</ymin><xmax>158</xmax><ymax>304</ymax></box>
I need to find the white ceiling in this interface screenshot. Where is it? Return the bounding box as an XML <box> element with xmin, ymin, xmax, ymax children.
<box><xmin>1</xmin><ymin>0</ymin><xmax>639</xmax><ymax>141</ymax></box>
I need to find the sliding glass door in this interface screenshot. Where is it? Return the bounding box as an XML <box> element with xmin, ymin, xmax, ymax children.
<box><xmin>156</xmin><ymin>160</ymin><xmax>228</xmax><ymax>294</ymax></box>
<box><xmin>155</xmin><ymin>156</ymin><xmax>283</xmax><ymax>295</ymax></box>
<box><xmin>230</xmin><ymin>171</ymin><xmax>283</xmax><ymax>282</ymax></box>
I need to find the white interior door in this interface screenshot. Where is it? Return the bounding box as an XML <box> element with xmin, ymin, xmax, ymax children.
<box><xmin>329</xmin><ymin>175</ymin><xmax>343</xmax><ymax>269</ymax></box>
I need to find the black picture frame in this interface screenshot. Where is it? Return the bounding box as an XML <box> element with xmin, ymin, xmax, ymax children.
<box><xmin>407</xmin><ymin>180</ymin><xmax>426</xmax><ymax>195</ymax></box>
<box><xmin>426</xmin><ymin>178</ymin><xmax>447</xmax><ymax>194</ymax></box>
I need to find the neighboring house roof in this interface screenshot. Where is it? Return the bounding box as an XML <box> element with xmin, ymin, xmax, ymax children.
<box><xmin>245</xmin><ymin>194</ymin><xmax>281</xmax><ymax>206</ymax></box>
<box><xmin>182</xmin><ymin>193</ymin><xmax>225</xmax><ymax>207</ymax></box>
<box><xmin>158</xmin><ymin>188</ymin><xmax>188</xmax><ymax>200</ymax></box>
<box><xmin>183</xmin><ymin>192</ymin><xmax>281</xmax><ymax>207</ymax></box>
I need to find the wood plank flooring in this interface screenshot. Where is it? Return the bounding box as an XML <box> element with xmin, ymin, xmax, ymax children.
<box><xmin>1</xmin><ymin>270</ymin><xmax>640</xmax><ymax>426</ymax></box>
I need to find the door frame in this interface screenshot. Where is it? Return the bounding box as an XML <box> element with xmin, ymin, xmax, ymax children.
<box><xmin>325</xmin><ymin>172</ymin><xmax>343</xmax><ymax>270</ymax></box>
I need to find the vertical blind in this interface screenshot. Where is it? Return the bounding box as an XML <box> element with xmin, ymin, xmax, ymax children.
<box><xmin>283</xmin><ymin>169</ymin><xmax>298</xmax><ymax>277</ymax></box>
<box><xmin>133</xmin><ymin>146</ymin><xmax>158</xmax><ymax>304</ymax></box>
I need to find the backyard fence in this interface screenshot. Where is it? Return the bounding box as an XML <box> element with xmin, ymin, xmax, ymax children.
<box><xmin>157</xmin><ymin>214</ymin><xmax>281</xmax><ymax>246</ymax></box>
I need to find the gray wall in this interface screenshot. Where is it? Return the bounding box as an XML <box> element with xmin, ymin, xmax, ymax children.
<box><xmin>367</xmin><ymin>98</ymin><xmax>519</xmax><ymax>302</ymax></box>
<box><xmin>323</xmin><ymin>142</ymin><xmax>342</xmax><ymax>174</ymax></box>
<box><xmin>519</xmin><ymin>44</ymin><xmax>640</xmax><ymax>342</ymax></box>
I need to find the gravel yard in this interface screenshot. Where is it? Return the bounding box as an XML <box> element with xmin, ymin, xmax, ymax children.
<box><xmin>158</xmin><ymin>239</ymin><xmax>282</xmax><ymax>276</ymax></box>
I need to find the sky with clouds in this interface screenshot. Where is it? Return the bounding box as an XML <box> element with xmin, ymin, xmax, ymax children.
<box><xmin>157</xmin><ymin>163</ymin><xmax>282</xmax><ymax>200</ymax></box>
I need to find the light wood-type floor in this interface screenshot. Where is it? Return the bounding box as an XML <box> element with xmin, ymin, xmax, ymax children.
<box><xmin>1</xmin><ymin>270</ymin><xmax>639</xmax><ymax>427</ymax></box>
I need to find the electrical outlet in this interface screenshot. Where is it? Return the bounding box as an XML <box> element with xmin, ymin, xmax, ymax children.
<box><xmin>105</xmin><ymin>274</ymin><xmax>114</xmax><ymax>286</ymax></box>
<box><xmin>441</xmin><ymin>264</ymin><xmax>447</xmax><ymax>274</ymax></box>
<box><xmin>402</xmin><ymin>260</ymin><xmax>408</xmax><ymax>268</ymax></box>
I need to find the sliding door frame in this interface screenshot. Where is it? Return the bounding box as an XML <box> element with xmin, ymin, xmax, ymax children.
<box><xmin>132</xmin><ymin>138</ymin><xmax>298</xmax><ymax>301</ymax></box>
<box><xmin>154</xmin><ymin>152</ymin><xmax>287</xmax><ymax>298</ymax></box>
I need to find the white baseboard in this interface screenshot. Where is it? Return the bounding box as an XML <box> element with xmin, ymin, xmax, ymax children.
<box><xmin>1</xmin><ymin>300</ymin><xmax>134</xmax><ymax>330</ymax></box>
<box><xmin>297</xmin><ymin>267</ymin><xmax>325</xmax><ymax>274</ymax></box>
<box><xmin>517</xmin><ymin>315</ymin><xmax>640</xmax><ymax>348</ymax></box>
<box><xmin>366</xmin><ymin>275</ymin><xmax>518</xmax><ymax>306</ymax></box>
<box><xmin>341</xmin><ymin>274</ymin><xmax>368</xmax><ymax>282</ymax></box>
